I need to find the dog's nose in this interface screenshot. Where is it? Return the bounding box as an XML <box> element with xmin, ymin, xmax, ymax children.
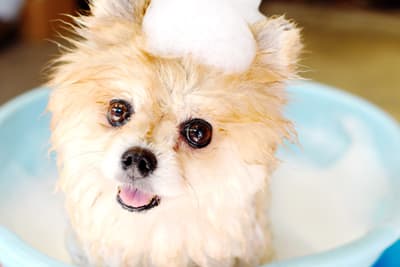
<box><xmin>121</xmin><ymin>147</ymin><xmax>157</xmax><ymax>178</ymax></box>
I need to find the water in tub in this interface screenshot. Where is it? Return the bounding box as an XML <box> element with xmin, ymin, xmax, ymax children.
<box><xmin>0</xmin><ymin>116</ymin><xmax>390</xmax><ymax>263</ymax></box>
<box><xmin>270</xmin><ymin>117</ymin><xmax>391</xmax><ymax>260</ymax></box>
<box><xmin>0</xmin><ymin>165</ymin><xmax>70</xmax><ymax>262</ymax></box>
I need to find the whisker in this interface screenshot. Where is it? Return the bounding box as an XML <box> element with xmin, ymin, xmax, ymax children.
<box><xmin>62</xmin><ymin>150</ymin><xmax>105</xmax><ymax>162</ymax></box>
<box><xmin>183</xmin><ymin>177</ymin><xmax>200</xmax><ymax>210</ymax></box>
<box><xmin>59</xmin><ymin>160</ymin><xmax>101</xmax><ymax>180</ymax></box>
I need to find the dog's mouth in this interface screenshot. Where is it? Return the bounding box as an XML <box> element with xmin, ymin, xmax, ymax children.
<box><xmin>117</xmin><ymin>184</ymin><xmax>161</xmax><ymax>212</ymax></box>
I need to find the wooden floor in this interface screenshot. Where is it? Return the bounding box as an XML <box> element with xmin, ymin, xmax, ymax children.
<box><xmin>261</xmin><ymin>3</ymin><xmax>400</xmax><ymax>120</ymax></box>
<box><xmin>0</xmin><ymin>2</ymin><xmax>399</xmax><ymax>120</ymax></box>
<box><xmin>0</xmin><ymin>42</ymin><xmax>57</xmax><ymax>105</ymax></box>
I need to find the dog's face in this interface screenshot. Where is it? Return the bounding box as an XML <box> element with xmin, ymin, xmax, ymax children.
<box><xmin>48</xmin><ymin>3</ymin><xmax>301</xmax><ymax>260</ymax></box>
<box><xmin>49</xmin><ymin>48</ymin><xmax>291</xmax><ymax>212</ymax></box>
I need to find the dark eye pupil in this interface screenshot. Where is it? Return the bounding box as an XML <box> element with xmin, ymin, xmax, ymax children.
<box><xmin>182</xmin><ymin>119</ymin><xmax>212</xmax><ymax>149</ymax></box>
<box><xmin>107</xmin><ymin>100</ymin><xmax>132</xmax><ymax>127</ymax></box>
<box><xmin>111</xmin><ymin>106</ymin><xmax>125</xmax><ymax>120</ymax></box>
<box><xmin>189</xmin><ymin>125</ymin><xmax>204</xmax><ymax>142</ymax></box>
<box><xmin>113</xmin><ymin>107</ymin><xmax>123</xmax><ymax>116</ymax></box>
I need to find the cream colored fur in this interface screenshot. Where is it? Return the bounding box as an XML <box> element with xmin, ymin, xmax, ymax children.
<box><xmin>48</xmin><ymin>1</ymin><xmax>302</xmax><ymax>266</ymax></box>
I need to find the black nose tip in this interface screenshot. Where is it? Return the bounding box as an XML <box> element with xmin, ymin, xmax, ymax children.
<box><xmin>121</xmin><ymin>147</ymin><xmax>157</xmax><ymax>178</ymax></box>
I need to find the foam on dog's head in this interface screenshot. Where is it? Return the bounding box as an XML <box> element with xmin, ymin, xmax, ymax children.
<box><xmin>142</xmin><ymin>0</ymin><xmax>261</xmax><ymax>73</ymax></box>
<box><xmin>88</xmin><ymin>0</ymin><xmax>300</xmax><ymax>74</ymax></box>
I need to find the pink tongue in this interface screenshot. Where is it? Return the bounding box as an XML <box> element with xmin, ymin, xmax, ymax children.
<box><xmin>119</xmin><ymin>185</ymin><xmax>155</xmax><ymax>208</ymax></box>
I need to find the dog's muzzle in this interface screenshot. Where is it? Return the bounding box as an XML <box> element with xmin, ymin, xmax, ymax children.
<box><xmin>117</xmin><ymin>147</ymin><xmax>160</xmax><ymax>212</ymax></box>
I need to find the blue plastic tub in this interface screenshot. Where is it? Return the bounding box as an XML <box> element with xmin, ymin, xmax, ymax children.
<box><xmin>0</xmin><ymin>81</ymin><xmax>399</xmax><ymax>267</ymax></box>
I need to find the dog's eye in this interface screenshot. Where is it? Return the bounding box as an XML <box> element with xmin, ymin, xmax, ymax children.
<box><xmin>181</xmin><ymin>118</ymin><xmax>212</xmax><ymax>149</ymax></box>
<box><xmin>107</xmin><ymin>99</ymin><xmax>133</xmax><ymax>127</ymax></box>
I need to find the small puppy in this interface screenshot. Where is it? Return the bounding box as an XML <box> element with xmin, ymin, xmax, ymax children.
<box><xmin>48</xmin><ymin>0</ymin><xmax>301</xmax><ymax>266</ymax></box>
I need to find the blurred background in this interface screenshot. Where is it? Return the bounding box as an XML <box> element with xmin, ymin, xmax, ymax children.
<box><xmin>0</xmin><ymin>0</ymin><xmax>399</xmax><ymax>120</ymax></box>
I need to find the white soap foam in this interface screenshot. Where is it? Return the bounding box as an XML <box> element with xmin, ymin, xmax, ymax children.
<box><xmin>142</xmin><ymin>0</ymin><xmax>263</xmax><ymax>73</ymax></box>
<box><xmin>270</xmin><ymin>117</ymin><xmax>391</xmax><ymax>260</ymax></box>
<box><xmin>0</xmin><ymin>166</ymin><xmax>70</xmax><ymax>263</ymax></box>
<box><xmin>224</xmin><ymin>0</ymin><xmax>264</xmax><ymax>24</ymax></box>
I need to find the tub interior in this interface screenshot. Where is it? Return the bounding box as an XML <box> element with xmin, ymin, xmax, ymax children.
<box><xmin>0</xmin><ymin>82</ymin><xmax>399</xmax><ymax>266</ymax></box>
<box><xmin>0</xmin><ymin>90</ymin><xmax>70</xmax><ymax>262</ymax></box>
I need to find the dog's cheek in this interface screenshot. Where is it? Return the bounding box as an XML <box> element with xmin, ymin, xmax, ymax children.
<box><xmin>101</xmin><ymin>141</ymin><xmax>126</xmax><ymax>182</ymax></box>
<box><xmin>149</xmin><ymin>153</ymin><xmax>188</xmax><ymax>197</ymax></box>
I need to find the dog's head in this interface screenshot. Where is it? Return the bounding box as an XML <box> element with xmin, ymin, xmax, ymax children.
<box><xmin>48</xmin><ymin>0</ymin><xmax>301</xmax><ymax>218</ymax></box>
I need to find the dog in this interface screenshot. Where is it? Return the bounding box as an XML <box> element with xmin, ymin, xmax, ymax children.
<box><xmin>48</xmin><ymin>0</ymin><xmax>301</xmax><ymax>266</ymax></box>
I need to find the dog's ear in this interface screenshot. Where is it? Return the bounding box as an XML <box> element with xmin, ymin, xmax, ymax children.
<box><xmin>251</xmin><ymin>16</ymin><xmax>302</xmax><ymax>78</ymax></box>
<box><xmin>90</xmin><ymin>0</ymin><xmax>150</xmax><ymax>24</ymax></box>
